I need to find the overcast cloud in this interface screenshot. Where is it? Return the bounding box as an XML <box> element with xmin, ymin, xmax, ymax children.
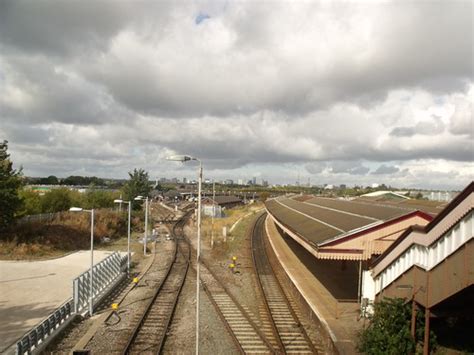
<box><xmin>0</xmin><ymin>0</ymin><xmax>472</xmax><ymax>190</ymax></box>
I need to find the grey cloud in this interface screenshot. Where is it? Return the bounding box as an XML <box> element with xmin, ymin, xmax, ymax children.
<box><xmin>372</xmin><ymin>164</ymin><xmax>400</xmax><ymax>175</ymax></box>
<box><xmin>0</xmin><ymin>1</ymin><xmax>147</xmax><ymax>56</ymax></box>
<box><xmin>79</xmin><ymin>1</ymin><xmax>473</xmax><ymax>118</ymax></box>
<box><xmin>329</xmin><ymin>161</ymin><xmax>370</xmax><ymax>175</ymax></box>
<box><xmin>1</xmin><ymin>56</ymin><xmax>131</xmax><ymax>125</ymax></box>
<box><xmin>305</xmin><ymin>163</ymin><xmax>327</xmax><ymax>174</ymax></box>
<box><xmin>0</xmin><ymin>1</ymin><xmax>472</xmax><ymax>190</ymax></box>
<box><xmin>449</xmin><ymin>101</ymin><xmax>473</xmax><ymax>137</ymax></box>
<box><xmin>390</xmin><ymin>116</ymin><xmax>445</xmax><ymax>137</ymax></box>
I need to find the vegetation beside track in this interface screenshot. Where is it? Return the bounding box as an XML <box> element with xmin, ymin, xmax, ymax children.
<box><xmin>200</xmin><ymin>202</ymin><xmax>264</xmax><ymax>259</ymax></box>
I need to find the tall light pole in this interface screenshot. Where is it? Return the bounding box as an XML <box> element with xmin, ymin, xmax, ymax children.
<box><xmin>167</xmin><ymin>154</ymin><xmax>202</xmax><ymax>355</ymax></box>
<box><xmin>69</xmin><ymin>207</ymin><xmax>95</xmax><ymax>316</ymax></box>
<box><xmin>114</xmin><ymin>199</ymin><xmax>131</xmax><ymax>275</ymax></box>
<box><xmin>134</xmin><ymin>195</ymin><xmax>149</xmax><ymax>256</ymax></box>
<box><xmin>211</xmin><ymin>181</ymin><xmax>215</xmax><ymax>248</ymax></box>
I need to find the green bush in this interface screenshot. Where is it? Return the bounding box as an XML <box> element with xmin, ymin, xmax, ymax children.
<box><xmin>358</xmin><ymin>297</ymin><xmax>437</xmax><ymax>354</ymax></box>
<box><xmin>0</xmin><ymin>140</ymin><xmax>23</xmax><ymax>228</ymax></box>
<box><xmin>358</xmin><ymin>298</ymin><xmax>414</xmax><ymax>355</ymax></box>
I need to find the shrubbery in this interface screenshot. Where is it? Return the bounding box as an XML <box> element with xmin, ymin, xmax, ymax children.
<box><xmin>357</xmin><ymin>297</ymin><xmax>436</xmax><ymax>354</ymax></box>
<box><xmin>18</xmin><ymin>188</ymin><xmax>121</xmax><ymax>215</ymax></box>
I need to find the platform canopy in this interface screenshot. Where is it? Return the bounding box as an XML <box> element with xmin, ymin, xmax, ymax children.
<box><xmin>265</xmin><ymin>195</ymin><xmax>440</xmax><ymax>261</ymax></box>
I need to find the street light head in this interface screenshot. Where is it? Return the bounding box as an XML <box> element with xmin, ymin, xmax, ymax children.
<box><xmin>134</xmin><ymin>196</ymin><xmax>143</xmax><ymax>201</ymax></box>
<box><xmin>114</xmin><ymin>199</ymin><xmax>124</xmax><ymax>204</ymax></box>
<box><xmin>166</xmin><ymin>155</ymin><xmax>193</xmax><ymax>162</ymax></box>
<box><xmin>69</xmin><ymin>207</ymin><xmax>83</xmax><ymax>212</ymax></box>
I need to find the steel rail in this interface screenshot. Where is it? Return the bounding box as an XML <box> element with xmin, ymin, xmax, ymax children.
<box><xmin>251</xmin><ymin>213</ymin><xmax>318</xmax><ymax>354</ymax></box>
<box><xmin>250</xmin><ymin>212</ymin><xmax>286</xmax><ymax>353</ymax></box>
<box><xmin>155</xmin><ymin>218</ymin><xmax>191</xmax><ymax>354</ymax></box>
<box><xmin>121</xmin><ymin>213</ymin><xmax>191</xmax><ymax>354</ymax></box>
<box><xmin>200</xmin><ymin>282</ymin><xmax>246</xmax><ymax>354</ymax></box>
<box><xmin>184</xmin><ymin>233</ymin><xmax>279</xmax><ymax>354</ymax></box>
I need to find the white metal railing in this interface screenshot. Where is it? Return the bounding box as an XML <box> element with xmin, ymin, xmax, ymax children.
<box><xmin>73</xmin><ymin>252</ymin><xmax>127</xmax><ymax>314</ymax></box>
<box><xmin>14</xmin><ymin>252</ymin><xmax>127</xmax><ymax>355</ymax></box>
<box><xmin>375</xmin><ymin>211</ymin><xmax>473</xmax><ymax>293</ymax></box>
<box><xmin>15</xmin><ymin>299</ymin><xmax>75</xmax><ymax>355</ymax></box>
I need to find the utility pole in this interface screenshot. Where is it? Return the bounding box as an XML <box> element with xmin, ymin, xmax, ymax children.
<box><xmin>211</xmin><ymin>181</ymin><xmax>215</xmax><ymax>248</ymax></box>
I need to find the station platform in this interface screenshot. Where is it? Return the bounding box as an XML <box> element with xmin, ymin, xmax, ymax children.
<box><xmin>265</xmin><ymin>216</ymin><xmax>362</xmax><ymax>354</ymax></box>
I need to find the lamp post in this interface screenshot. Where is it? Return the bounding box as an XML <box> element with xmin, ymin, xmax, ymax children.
<box><xmin>211</xmin><ymin>181</ymin><xmax>215</xmax><ymax>248</ymax></box>
<box><xmin>134</xmin><ymin>195</ymin><xmax>149</xmax><ymax>256</ymax></box>
<box><xmin>166</xmin><ymin>154</ymin><xmax>202</xmax><ymax>355</ymax></box>
<box><xmin>69</xmin><ymin>207</ymin><xmax>95</xmax><ymax>316</ymax></box>
<box><xmin>114</xmin><ymin>199</ymin><xmax>131</xmax><ymax>275</ymax></box>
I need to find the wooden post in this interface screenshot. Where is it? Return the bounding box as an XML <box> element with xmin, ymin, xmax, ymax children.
<box><xmin>423</xmin><ymin>308</ymin><xmax>430</xmax><ymax>355</ymax></box>
<box><xmin>412</xmin><ymin>269</ymin><xmax>417</xmax><ymax>339</ymax></box>
<box><xmin>411</xmin><ymin>299</ymin><xmax>417</xmax><ymax>338</ymax></box>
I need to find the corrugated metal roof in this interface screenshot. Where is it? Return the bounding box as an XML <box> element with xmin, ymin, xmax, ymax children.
<box><xmin>204</xmin><ymin>195</ymin><xmax>242</xmax><ymax>205</ymax></box>
<box><xmin>265</xmin><ymin>195</ymin><xmax>436</xmax><ymax>246</ymax></box>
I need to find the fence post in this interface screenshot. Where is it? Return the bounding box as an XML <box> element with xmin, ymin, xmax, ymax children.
<box><xmin>73</xmin><ymin>279</ymin><xmax>79</xmax><ymax>313</ymax></box>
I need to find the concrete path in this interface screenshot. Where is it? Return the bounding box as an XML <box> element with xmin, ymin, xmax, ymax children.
<box><xmin>0</xmin><ymin>250</ymin><xmax>121</xmax><ymax>352</ymax></box>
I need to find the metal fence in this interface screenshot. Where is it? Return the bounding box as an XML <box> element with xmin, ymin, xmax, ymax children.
<box><xmin>16</xmin><ymin>208</ymin><xmax>117</xmax><ymax>226</ymax></box>
<box><xmin>15</xmin><ymin>252</ymin><xmax>127</xmax><ymax>355</ymax></box>
<box><xmin>16</xmin><ymin>299</ymin><xmax>75</xmax><ymax>355</ymax></box>
<box><xmin>16</xmin><ymin>213</ymin><xmax>61</xmax><ymax>225</ymax></box>
<box><xmin>73</xmin><ymin>252</ymin><xmax>127</xmax><ymax>314</ymax></box>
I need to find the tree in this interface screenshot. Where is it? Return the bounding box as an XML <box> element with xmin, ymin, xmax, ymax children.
<box><xmin>358</xmin><ymin>298</ymin><xmax>414</xmax><ymax>354</ymax></box>
<box><xmin>358</xmin><ymin>297</ymin><xmax>436</xmax><ymax>354</ymax></box>
<box><xmin>259</xmin><ymin>191</ymin><xmax>270</xmax><ymax>202</ymax></box>
<box><xmin>0</xmin><ymin>141</ymin><xmax>23</xmax><ymax>228</ymax></box>
<box><xmin>82</xmin><ymin>190</ymin><xmax>119</xmax><ymax>209</ymax></box>
<box><xmin>62</xmin><ymin>175</ymin><xmax>104</xmax><ymax>186</ymax></box>
<box><xmin>122</xmin><ymin>168</ymin><xmax>151</xmax><ymax>210</ymax></box>
<box><xmin>38</xmin><ymin>175</ymin><xmax>59</xmax><ymax>185</ymax></box>
<box><xmin>18</xmin><ymin>189</ymin><xmax>42</xmax><ymax>215</ymax></box>
<box><xmin>40</xmin><ymin>188</ymin><xmax>74</xmax><ymax>213</ymax></box>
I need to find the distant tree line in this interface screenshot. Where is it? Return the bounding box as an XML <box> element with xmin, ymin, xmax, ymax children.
<box><xmin>0</xmin><ymin>140</ymin><xmax>154</xmax><ymax>229</ymax></box>
<box><xmin>18</xmin><ymin>188</ymin><xmax>122</xmax><ymax>215</ymax></box>
<box><xmin>26</xmin><ymin>175</ymin><xmax>107</xmax><ymax>186</ymax></box>
<box><xmin>19</xmin><ymin>169</ymin><xmax>152</xmax><ymax>215</ymax></box>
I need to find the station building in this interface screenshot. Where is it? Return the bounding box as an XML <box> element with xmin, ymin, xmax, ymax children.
<box><xmin>202</xmin><ymin>195</ymin><xmax>243</xmax><ymax>217</ymax></box>
<box><xmin>366</xmin><ymin>182</ymin><xmax>473</xmax><ymax>353</ymax></box>
<box><xmin>265</xmin><ymin>194</ymin><xmax>444</xmax><ymax>300</ymax></box>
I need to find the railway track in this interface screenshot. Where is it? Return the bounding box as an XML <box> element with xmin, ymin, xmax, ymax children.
<box><xmin>198</xmin><ymin>258</ymin><xmax>278</xmax><ymax>354</ymax></box>
<box><xmin>251</xmin><ymin>213</ymin><xmax>320</xmax><ymax>354</ymax></box>
<box><xmin>121</xmin><ymin>214</ymin><xmax>190</xmax><ymax>354</ymax></box>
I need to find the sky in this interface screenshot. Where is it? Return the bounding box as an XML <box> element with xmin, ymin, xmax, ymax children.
<box><xmin>0</xmin><ymin>0</ymin><xmax>472</xmax><ymax>190</ymax></box>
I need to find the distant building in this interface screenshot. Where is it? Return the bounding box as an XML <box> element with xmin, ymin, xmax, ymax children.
<box><xmin>252</xmin><ymin>176</ymin><xmax>257</xmax><ymax>185</ymax></box>
<box><xmin>423</xmin><ymin>191</ymin><xmax>456</xmax><ymax>202</ymax></box>
<box><xmin>225</xmin><ymin>179</ymin><xmax>234</xmax><ymax>185</ymax></box>
<box><xmin>361</xmin><ymin>191</ymin><xmax>409</xmax><ymax>200</ymax></box>
<box><xmin>201</xmin><ymin>195</ymin><xmax>243</xmax><ymax>217</ymax></box>
<box><xmin>238</xmin><ymin>179</ymin><xmax>244</xmax><ymax>185</ymax></box>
